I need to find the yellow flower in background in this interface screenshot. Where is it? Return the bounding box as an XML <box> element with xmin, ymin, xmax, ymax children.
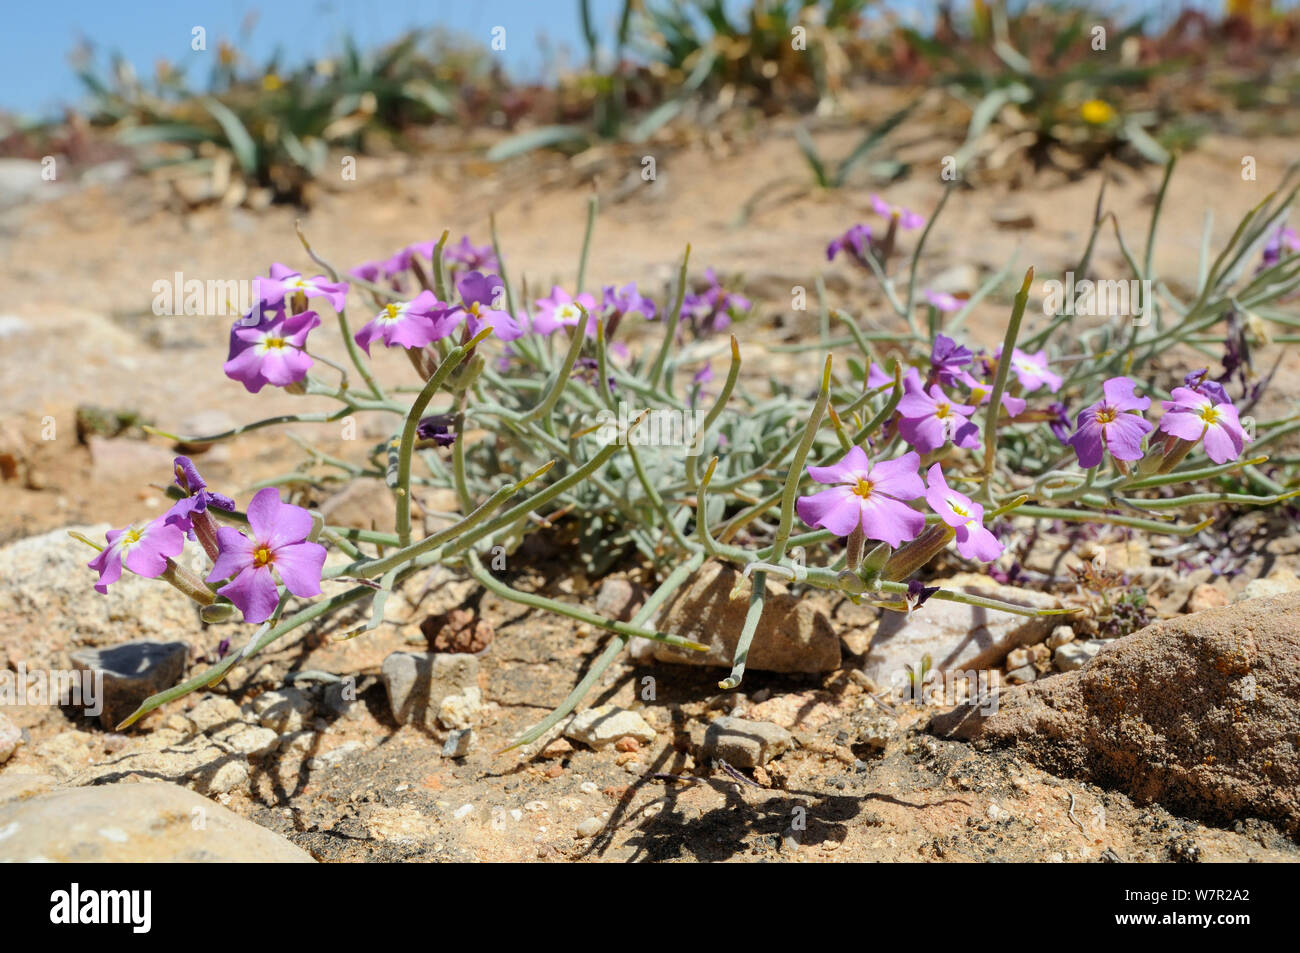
<box><xmin>262</xmin><ymin>72</ymin><xmax>283</xmax><ymax>92</ymax></box>
<box><xmin>1081</xmin><ymin>99</ymin><xmax>1116</xmax><ymax>125</ymax></box>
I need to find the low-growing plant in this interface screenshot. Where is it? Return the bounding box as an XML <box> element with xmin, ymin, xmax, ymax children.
<box><xmin>77</xmin><ymin>157</ymin><xmax>1300</xmax><ymax>752</ymax></box>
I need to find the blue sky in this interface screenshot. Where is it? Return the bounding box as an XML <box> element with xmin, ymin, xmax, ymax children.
<box><xmin>1</xmin><ymin>0</ymin><xmax>1230</xmax><ymax>120</ymax></box>
<box><xmin>0</xmin><ymin>0</ymin><xmax>660</xmax><ymax>118</ymax></box>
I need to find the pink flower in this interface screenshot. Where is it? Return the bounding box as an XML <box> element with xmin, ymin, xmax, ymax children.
<box><xmin>925</xmin><ymin>464</ymin><xmax>1003</xmax><ymax>563</ymax></box>
<box><xmin>262</xmin><ymin>263</ymin><xmax>349</xmax><ymax>313</ymax></box>
<box><xmin>897</xmin><ymin>383</ymin><xmax>980</xmax><ymax>453</ymax></box>
<box><xmin>443</xmin><ymin>271</ymin><xmax>523</xmax><ymax>341</ymax></box>
<box><xmin>87</xmin><ymin>517</ymin><xmax>186</xmax><ymax>594</ymax></box>
<box><xmin>871</xmin><ymin>194</ymin><xmax>925</xmax><ymax>230</ymax></box>
<box><xmin>1067</xmin><ymin>376</ymin><xmax>1153</xmax><ymax>468</ymax></box>
<box><xmin>924</xmin><ymin>290</ymin><xmax>962</xmax><ymax>312</ymax></box>
<box><xmin>1002</xmin><ymin>347</ymin><xmax>1063</xmax><ymax>393</ymax></box>
<box><xmin>224</xmin><ymin>306</ymin><xmax>321</xmax><ymax>393</ymax></box>
<box><xmin>206</xmin><ymin>488</ymin><xmax>326</xmax><ymax>624</ymax></box>
<box><xmin>796</xmin><ymin>447</ymin><xmax>925</xmax><ymax>546</ymax></box>
<box><xmin>1158</xmin><ymin>386</ymin><xmax>1248</xmax><ymax>464</ymax></box>
<box><xmin>353</xmin><ymin>291</ymin><xmax>451</xmax><ymax>354</ymax></box>
<box><xmin>532</xmin><ymin>286</ymin><xmax>598</xmax><ymax>336</ymax></box>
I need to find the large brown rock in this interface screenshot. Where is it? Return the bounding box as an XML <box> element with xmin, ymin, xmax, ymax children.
<box><xmin>931</xmin><ymin>593</ymin><xmax>1300</xmax><ymax>836</ymax></box>
<box><xmin>648</xmin><ymin>561</ymin><xmax>840</xmax><ymax>673</ymax></box>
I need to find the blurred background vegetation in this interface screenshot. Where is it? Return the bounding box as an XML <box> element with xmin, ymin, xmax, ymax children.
<box><xmin>3</xmin><ymin>0</ymin><xmax>1298</xmax><ymax>206</ymax></box>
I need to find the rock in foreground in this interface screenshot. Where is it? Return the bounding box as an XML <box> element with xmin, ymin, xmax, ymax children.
<box><xmin>0</xmin><ymin>782</ymin><xmax>314</xmax><ymax>862</ymax></box>
<box><xmin>648</xmin><ymin>561</ymin><xmax>840</xmax><ymax>673</ymax></box>
<box><xmin>931</xmin><ymin>593</ymin><xmax>1300</xmax><ymax>836</ymax></box>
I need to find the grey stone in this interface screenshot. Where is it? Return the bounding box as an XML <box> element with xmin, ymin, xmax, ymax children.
<box><xmin>442</xmin><ymin>729</ymin><xmax>473</xmax><ymax>758</ymax></box>
<box><xmin>595</xmin><ymin>577</ymin><xmax>643</xmax><ymax>621</ymax></box>
<box><xmin>187</xmin><ymin>695</ymin><xmax>241</xmax><ymax>733</ymax></box>
<box><xmin>249</xmin><ymin>687</ymin><xmax>314</xmax><ymax>734</ymax></box>
<box><xmin>70</xmin><ymin>641</ymin><xmax>189</xmax><ymax>729</ymax></box>
<box><xmin>0</xmin><ymin>782</ymin><xmax>314</xmax><ymax>862</ymax></box>
<box><xmin>1046</xmin><ymin>625</ymin><xmax>1075</xmax><ymax>649</ymax></box>
<box><xmin>381</xmin><ymin>652</ymin><xmax>479</xmax><ymax>729</ymax></box>
<box><xmin>1054</xmin><ymin>639</ymin><xmax>1106</xmax><ymax>672</ymax></box>
<box><xmin>860</xmin><ymin>572</ymin><xmax>1059</xmax><ymax>687</ymax></box>
<box><xmin>565</xmin><ymin>705</ymin><xmax>656</xmax><ymax>749</ymax></box>
<box><xmin>650</xmin><ymin>560</ymin><xmax>841</xmax><ymax>673</ymax></box>
<box><xmin>699</xmin><ymin>716</ymin><xmax>793</xmax><ymax>768</ymax></box>
<box><xmin>1005</xmin><ymin>664</ymin><xmax>1038</xmax><ymax>684</ymax></box>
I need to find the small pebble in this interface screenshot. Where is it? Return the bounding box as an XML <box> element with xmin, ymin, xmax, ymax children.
<box><xmin>576</xmin><ymin>816</ymin><xmax>604</xmax><ymax>838</ymax></box>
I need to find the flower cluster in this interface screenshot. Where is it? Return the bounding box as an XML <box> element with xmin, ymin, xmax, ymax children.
<box><xmin>87</xmin><ymin>457</ymin><xmax>325</xmax><ymax>626</ymax></box>
<box><xmin>796</xmin><ymin>447</ymin><xmax>1002</xmax><ymax>564</ymax></box>
<box><xmin>1067</xmin><ymin>371</ymin><xmax>1247</xmax><ymax>468</ymax></box>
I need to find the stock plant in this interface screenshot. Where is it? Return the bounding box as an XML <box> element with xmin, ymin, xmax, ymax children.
<box><xmin>77</xmin><ymin>158</ymin><xmax>1300</xmax><ymax>751</ymax></box>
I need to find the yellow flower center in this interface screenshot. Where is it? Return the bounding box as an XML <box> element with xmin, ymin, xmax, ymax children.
<box><xmin>948</xmin><ymin>497</ymin><xmax>969</xmax><ymax>518</ymax></box>
<box><xmin>1095</xmin><ymin>407</ymin><xmax>1116</xmax><ymax>424</ymax></box>
<box><xmin>1081</xmin><ymin>99</ymin><xmax>1115</xmax><ymax>124</ymax></box>
<box><xmin>383</xmin><ymin>303</ymin><xmax>402</xmax><ymax>321</ymax></box>
<box><xmin>1198</xmin><ymin>405</ymin><xmax>1221</xmax><ymax>425</ymax></box>
<box><xmin>263</xmin><ymin>336</ymin><xmax>287</xmax><ymax>350</ymax></box>
<box><xmin>122</xmin><ymin>527</ymin><xmax>144</xmax><ymax>547</ymax></box>
<box><xmin>853</xmin><ymin>478</ymin><xmax>874</xmax><ymax>499</ymax></box>
<box><xmin>468</xmin><ymin>301</ymin><xmax>482</xmax><ymax>317</ymax></box>
<box><xmin>935</xmin><ymin>403</ymin><xmax>951</xmax><ymax>419</ymax></box>
<box><xmin>252</xmin><ymin>546</ymin><xmax>273</xmax><ymax>568</ymax></box>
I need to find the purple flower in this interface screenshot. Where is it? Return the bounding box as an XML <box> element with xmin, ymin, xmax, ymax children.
<box><xmin>445</xmin><ymin>236</ymin><xmax>499</xmax><ymax>273</ymax></box>
<box><xmin>262</xmin><ymin>263</ymin><xmax>349</xmax><ymax>313</ymax></box>
<box><xmin>381</xmin><ymin>246</ymin><xmax>416</xmax><ymax>279</ymax></box>
<box><xmin>827</xmin><ymin>224</ymin><xmax>872</xmax><ymax>263</ymax></box>
<box><xmin>1003</xmin><ymin>348</ymin><xmax>1063</xmax><ymax>393</ymax></box>
<box><xmin>897</xmin><ymin>383</ymin><xmax>980</xmax><ymax>453</ymax></box>
<box><xmin>354</xmin><ymin>291</ymin><xmax>449</xmax><ymax>354</ymax></box>
<box><xmin>88</xmin><ymin>517</ymin><xmax>186</xmax><ymax>594</ymax></box>
<box><xmin>1067</xmin><ymin>376</ymin><xmax>1153</xmax><ymax>468</ymax></box>
<box><xmin>225</xmin><ymin>306</ymin><xmax>320</xmax><ymax>393</ymax></box>
<box><xmin>1047</xmin><ymin>401</ymin><xmax>1072</xmax><ymax>444</ymax></box>
<box><xmin>1159</xmin><ymin>386</ymin><xmax>1248</xmax><ymax>464</ymax></box>
<box><xmin>958</xmin><ymin>371</ymin><xmax>1027</xmax><ymax>418</ymax></box>
<box><xmin>602</xmin><ymin>282</ymin><xmax>657</xmax><ymax>321</ymax></box>
<box><xmin>1183</xmin><ymin>368</ymin><xmax>1230</xmax><ymax>405</ymax></box>
<box><xmin>796</xmin><ymin>447</ymin><xmax>926</xmax><ymax>546</ymax></box>
<box><xmin>417</xmin><ymin>414</ymin><xmax>457</xmax><ymax>447</ymax></box>
<box><xmin>925</xmin><ymin>464</ymin><xmax>1003</xmax><ymax>563</ymax></box>
<box><xmin>1262</xmin><ymin>226</ymin><xmax>1299</xmax><ymax>269</ymax></box>
<box><xmin>206</xmin><ymin>488</ymin><xmax>326</xmax><ymax>624</ymax></box>
<box><xmin>906</xmin><ymin>578</ymin><xmax>939</xmax><ymax>610</ymax></box>
<box><xmin>924</xmin><ymin>290</ymin><xmax>962</xmax><ymax>312</ymax></box>
<box><xmin>871</xmin><ymin>194</ymin><xmax>925</xmax><ymax>230</ymax></box>
<box><xmin>533</xmin><ymin>285</ymin><xmax>598</xmax><ymax>336</ymax></box>
<box><xmin>682</xmin><ymin>269</ymin><xmax>750</xmax><ymax>335</ymax></box>
<box><xmin>693</xmin><ymin>362</ymin><xmax>715</xmax><ymax>386</ymax></box>
<box><xmin>929</xmin><ymin>334</ymin><xmax>973</xmax><ymax>387</ymax></box>
<box><xmin>867</xmin><ymin>364</ymin><xmax>923</xmax><ymax>392</ymax></box>
<box><xmin>165</xmin><ymin>456</ymin><xmax>235</xmax><ymax>534</ymax></box>
<box><xmin>349</xmin><ymin>260</ymin><xmax>382</xmax><ymax>283</ymax></box>
<box><xmin>446</xmin><ymin>271</ymin><xmax>523</xmax><ymax>341</ymax></box>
